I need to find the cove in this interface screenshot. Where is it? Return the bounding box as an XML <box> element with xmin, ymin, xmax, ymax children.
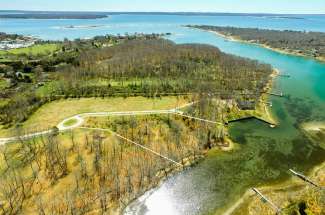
<box><xmin>124</xmin><ymin>28</ymin><xmax>325</xmax><ymax>215</ymax></box>
<box><xmin>1</xmin><ymin>14</ymin><xmax>325</xmax><ymax>215</ymax></box>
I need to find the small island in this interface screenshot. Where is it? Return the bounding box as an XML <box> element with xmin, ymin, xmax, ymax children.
<box><xmin>187</xmin><ymin>25</ymin><xmax>325</xmax><ymax>62</ymax></box>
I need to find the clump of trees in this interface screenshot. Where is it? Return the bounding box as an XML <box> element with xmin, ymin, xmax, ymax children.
<box><xmin>0</xmin><ymin>32</ymin><xmax>28</xmax><ymax>41</ymax></box>
<box><xmin>0</xmin><ymin>36</ymin><xmax>273</xmax><ymax>128</ymax></box>
<box><xmin>55</xmin><ymin>38</ymin><xmax>272</xmax><ymax>106</ymax></box>
<box><xmin>189</xmin><ymin>25</ymin><xmax>325</xmax><ymax>59</ymax></box>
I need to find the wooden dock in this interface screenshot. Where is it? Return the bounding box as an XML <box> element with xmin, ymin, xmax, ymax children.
<box><xmin>277</xmin><ymin>74</ymin><xmax>290</xmax><ymax>78</ymax></box>
<box><xmin>289</xmin><ymin>169</ymin><xmax>320</xmax><ymax>188</ymax></box>
<box><xmin>252</xmin><ymin>188</ymin><xmax>282</xmax><ymax>214</ymax></box>
<box><xmin>261</xmin><ymin>101</ymin><xmax>272</xmax><ymax>107</ymax></box>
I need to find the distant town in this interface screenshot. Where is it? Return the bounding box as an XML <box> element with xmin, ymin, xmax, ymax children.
<box><xmin>0</xmin><ymin>33</ymin><xmax>38</xmax><ymax>50</ymax></box>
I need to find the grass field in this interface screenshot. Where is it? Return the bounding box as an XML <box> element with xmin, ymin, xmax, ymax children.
<box><xmin>0</xmin><ymin>96</ymin><xmax>188</xmax><ymax>138</ymax></box>
<box><xmin>0</xmin><ymin>43</ymin><xmax>60</xmax><ymax>56</ymax></box>
<box><xmin>63</xmin><ymin>118</ymin><xmax>78</xmax><ymax>127</ymax></box>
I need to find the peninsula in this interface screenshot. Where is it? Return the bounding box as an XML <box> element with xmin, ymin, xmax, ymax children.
<box><xmin>188</xmin><ymin>25</ymin><xmax>325</xmax><ymax>62</ymax></box>
<box><xmin>0</xmin><ymin>32</ymin><xmax>275</xmax><ymax>214</ymax></box>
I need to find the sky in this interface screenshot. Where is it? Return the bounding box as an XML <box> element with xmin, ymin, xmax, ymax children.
<box><xmin>1</xmin><ymin>0</ymin><xmax>325</xmax><ymax>14</ymax></box>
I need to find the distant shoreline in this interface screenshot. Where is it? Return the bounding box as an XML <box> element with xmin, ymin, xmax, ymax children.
<box><xmin>191</xmin><ymin>27</ymin><xmax>325</xmax><ymax>64</ymax></box>
<box><xmin>1</xmin><ymin>11</ymin><xmax>324</xmax><ymax>19</ymax></box>
<box><xmin>0</xmin><ymin>13</ymin><xmax>108</xmax><ymax>19</ymax></box>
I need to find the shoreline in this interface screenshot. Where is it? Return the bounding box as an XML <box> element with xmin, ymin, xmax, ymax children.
<box><xmin>120</xmin><ymin>138</ymin><xmax>237</xmax><ymax>214</ymax></box>
<box><xmin>258</xmin><ymin>68</ymin><xmax>279</xmax><ymax>126</ymax></box>
<box><xmin>227</xmin><ymin>161</ymin><xmax>325</xmax><ymax>215</ymax></box>
<box><xmin>301</xmin><ymin>121</ymin><xmax>325</xmax><ymax>132</ymax></box>
<box><xmin>120</xmin><ymin>64</ymin><xmax>277</xmax><ymax>214</ymax></box>
<box><xmin>120</xmin><ymin>71</ymin><xmax>276</xmax><ymax>214</ymax></box>
<box><xmin>120</xmin><ymin>153</ymin><xmax>205</xmax><ymax>214</ymax></box>
<box><xmin>217</xmin><ymin>69</ymin><xmax>279</xmax><ymax>215</ymax></box>
<box><xmin>204</xmin><ymin>30</ymin><xmax>325</xmax><ymax>64</ymax></box>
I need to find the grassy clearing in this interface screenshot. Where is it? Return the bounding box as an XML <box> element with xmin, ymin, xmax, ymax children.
<box><xmin>0</xmin><ymin>96</ymin><xmax>188</xmax><ymax>138</ymax></box>
<box><xmin>63</xmin><ymin>118</ymin><xmax>78</xmax><ymax>127</ymax></box>
<box><xmin>0</xmin><ymin>43</ymin><xmax>60</xmax><ymax>56</ymax></box>
<box><xmin>35</xmin><ymin>81</ymin><xmax>58</xmax><ymax>97</ymax></box>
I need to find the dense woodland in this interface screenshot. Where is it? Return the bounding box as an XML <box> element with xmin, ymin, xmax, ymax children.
<box><xmin>0</xmin><ymin>36</ymin><xmax>272</xmax><ymax>127</ymax></box>
<box><xmin>189</xmin><ymin>25</ymin><xmax>325</xmax><ymax>59</ymax></box>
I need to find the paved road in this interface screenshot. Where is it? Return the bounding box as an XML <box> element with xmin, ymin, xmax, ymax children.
<box><xmin>0</xmin><ymin>130</ymin><xmax>54</xmax><ymax>145</ymax></box>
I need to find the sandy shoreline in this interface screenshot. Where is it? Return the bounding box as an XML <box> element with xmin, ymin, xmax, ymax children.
<box><xmin>260</xmin><ymin>68</ymin><xmax>279</xmax><ymax>125</ymax></box>
<box><xmin>225</xmin><ymin>161</ymin><xmax>325</xmax><ymax>215</ymax></box>
<box><xmin>205</xmin><ymin>30</ymin><xmax>325</xmax><ymax>64</ymax></box>
<box><xmin>302</xmin><ymin>121</ymin><xmax>325</xmax><ymax>131</ymax></box>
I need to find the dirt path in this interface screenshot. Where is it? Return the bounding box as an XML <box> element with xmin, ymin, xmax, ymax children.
<box><xmin>1</xmin><ymin>102</ymin><xmax>221</xmax><ymax>145</ymax></box>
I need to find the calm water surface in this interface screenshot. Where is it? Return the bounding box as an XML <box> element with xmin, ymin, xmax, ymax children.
<box><xmin>1</xmin><ymin>14</ymin><xmax>325</xmax><ymax>40</ymax></box>
<box><xmin>126</xmin><ymin>29</ymin><xmax>325</xmax><ymax>215</ymax></box>
<box><xmin>1</xmin><ymin>14</ymin><xmax>324</xmax><ymax>215</ymax></box>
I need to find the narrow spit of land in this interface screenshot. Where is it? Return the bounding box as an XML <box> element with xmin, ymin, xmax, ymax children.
<box><xmin>187</xmin><ymin>25</ymin><xmax>325</xmax><ymax>62</ymax></box>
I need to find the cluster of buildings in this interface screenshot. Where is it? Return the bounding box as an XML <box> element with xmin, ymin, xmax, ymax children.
<box><xmin>0</xmin><ymin>37</ymin><xmax>37</xmax><ymax>50</ymax></box>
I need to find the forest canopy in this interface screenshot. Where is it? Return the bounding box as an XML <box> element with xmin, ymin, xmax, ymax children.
<box><xmin>0</xmin><ymin>36</ymin><xmax>273</xmax><ymax>126</ymax></box>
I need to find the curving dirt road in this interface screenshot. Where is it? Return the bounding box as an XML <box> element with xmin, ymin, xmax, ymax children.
<box><xmin>0</xmin><ymin>102</ymin><xmax>203</xmax><ymax>145</ymax></box>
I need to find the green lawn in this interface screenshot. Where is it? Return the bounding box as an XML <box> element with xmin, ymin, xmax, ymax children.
<box><xmin>63</xmin><ymin>118</ymin><xmax>78</xmax><ymax>127</ymax></box>
<box><xmin>35</xmin><ymin>81</ymin><xmax>58</xmax><ymax>97</ymax></box>
<box><xmin>0</xmin><ymin>43</ymin><xmax>60</xmax><ymax>56</ymax></box>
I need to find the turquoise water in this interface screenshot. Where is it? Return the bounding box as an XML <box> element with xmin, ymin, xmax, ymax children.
<box><xmin>1</xmin><ymin>14</ymin><xmax>325</xmax><ymax>40</ymax></box>
<box><xmin>125</xmin><ymin>28</ymin><xmax>325</xmax><ymax>215</ymax></box>
<box><xmin>2</xmin><ymin>14</ymin><xmax>325</xmax><ymax>215</ymax></box>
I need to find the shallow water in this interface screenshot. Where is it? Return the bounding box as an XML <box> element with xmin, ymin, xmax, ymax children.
<box><xmin>2</xmin><ymin>14</ymin><xmax>325</xmax><ymax>215</ymax></box>
<box><xmin>1</xmin><ymin>14</ymin><xmax>325</xmax><ymax>40</ymax></box>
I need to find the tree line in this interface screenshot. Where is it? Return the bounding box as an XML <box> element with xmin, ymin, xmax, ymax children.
<box><xmin>0</xmin><ymin>36</ymin><xmax>273</xmax><ymax>127</ymax></box>
<box><xmin>188</xmin><ymin>25</ymin><xmax>325</xmax><ymax>59</ymax></box>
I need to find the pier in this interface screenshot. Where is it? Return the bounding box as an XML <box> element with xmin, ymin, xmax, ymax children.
<box><xmin>261</xmin><ymin>101</ymin><xmax>272</xmax><ymax>107</ymax></box>
<box><xmin>265</xmin><ymin>92</ymin><xmax>284</xmax><ymax>97</ymax></box>
<box><xmin>289</xmin><ymin>169</ymin><xmax>320</xmax><ymax>188</ymax></box>
<box><xmin>277</xmin><ymin>74</ymin><xmax>290</xmax><ymax>78</ymax></box>
<box><xmin>252</xmin><ymin>188</ymin><xmax>282</xmax><ymax>214</ymax></box>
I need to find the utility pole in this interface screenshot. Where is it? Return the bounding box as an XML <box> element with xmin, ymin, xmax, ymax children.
<box><xmin>252</xmin><ymin>188</ymin><xmax>281</xmax><ymax>214</ymax></box>
<box><xmin>289</xmin><ymin>169</ymin><xmax>319</xmax><ymax>188</ymax></box>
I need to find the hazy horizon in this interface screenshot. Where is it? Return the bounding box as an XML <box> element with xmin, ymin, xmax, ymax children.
<box><xmin>1</xmin><ymin>10</ymin><xmax>325</xmax><ymax>15</ymax></box>
<box><xmin>1</xmin><ymin>0</ymin><xmax>325</xmax><ymax>14</ymax></box>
